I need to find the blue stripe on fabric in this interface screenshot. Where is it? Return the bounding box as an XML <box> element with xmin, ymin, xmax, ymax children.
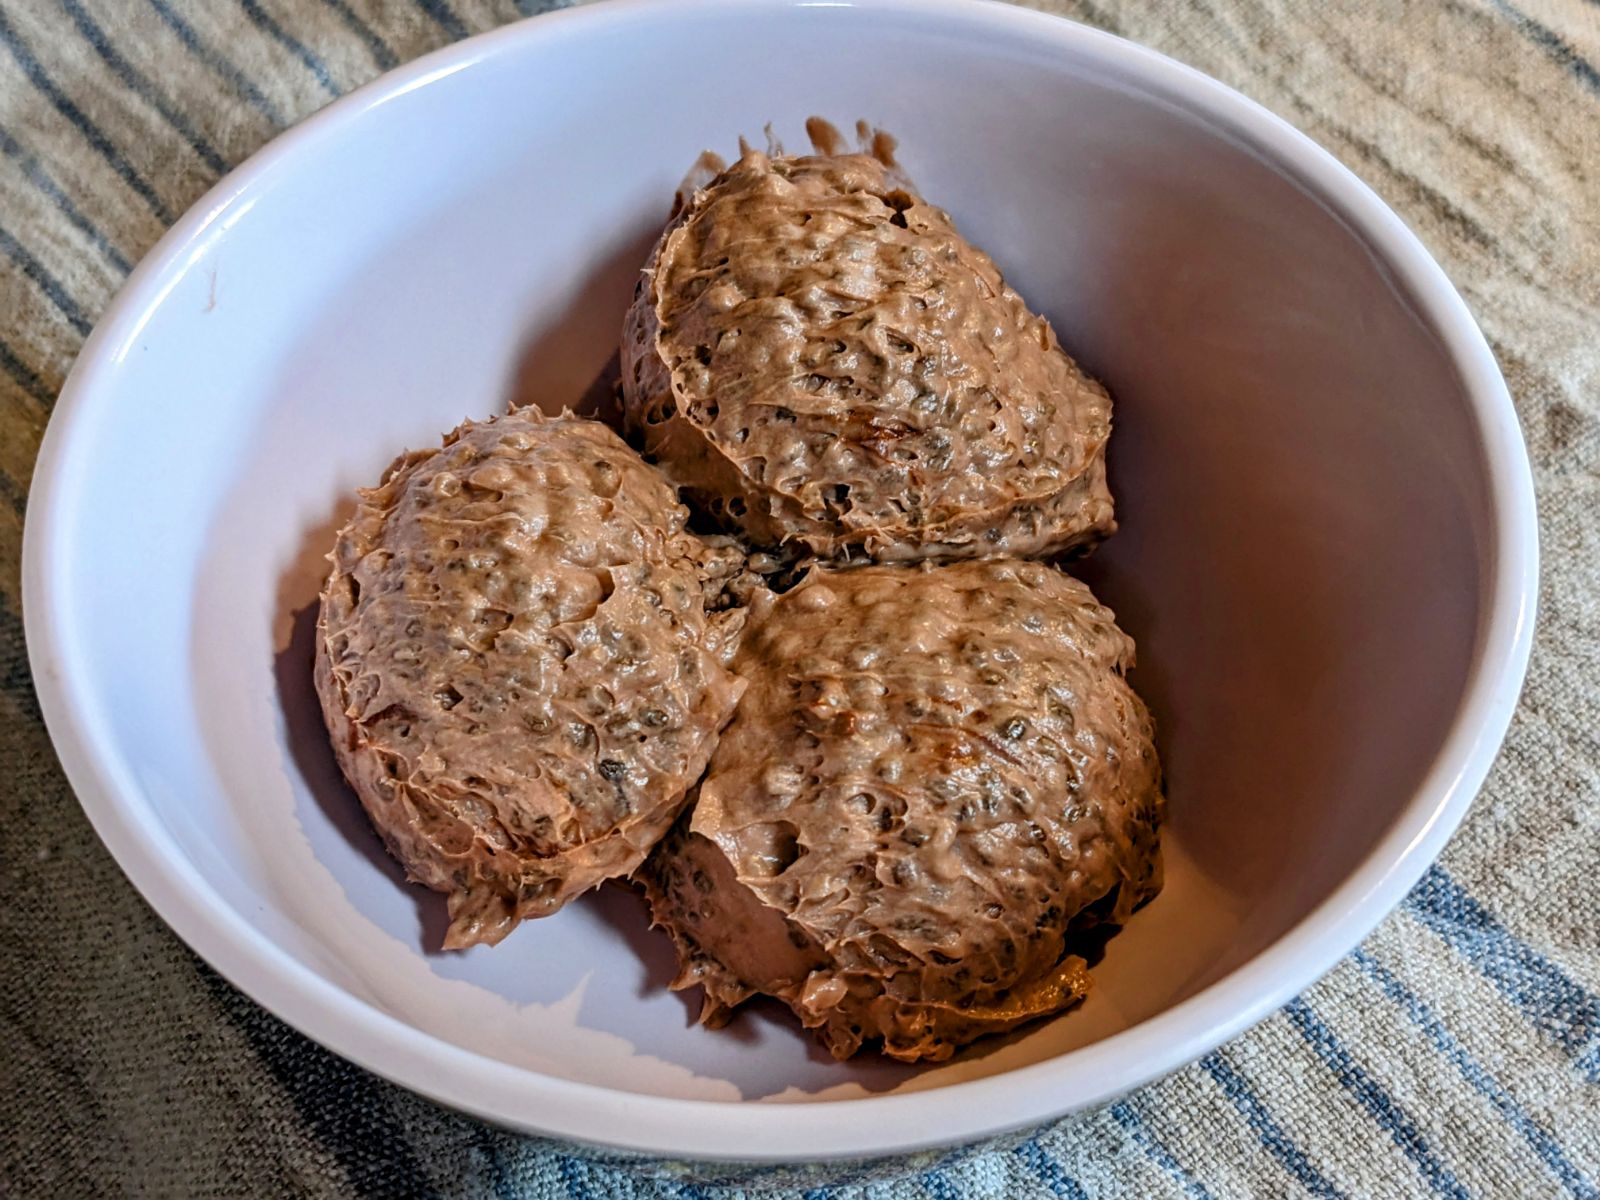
<box><xmin>0</xmin><ymin>335</ymin><xmax>54</xmax><ymax>407</ymax></box>
<box><xmin>0</xmin><ymin>8</ymin><xmax>173</xmax><ymax>225</ymax></box>
<box><xmin>1284</xmin><ymin>998</ymin><xmax>1470</xmax><ymax>1200</ymax></box>
<box><xmin>1407</xmin><ymin>865</ymin><xmax>1600</xmax><ymax>1078</ymax></box>
<box><xmin>0</xmin><ymin>123</ymin><xmax>131</xmax><ymax>275</ymax></box>
<box><xmin>470</xmin><ymin>1126</ymin><xmax>515</xmax><ymax>1200</ymax></box>
<box><xmin>1352</xmin><ymin>949</ymin><xmax>1599</xmax><ymax>1200</ymax></box>
<box><xmin>920</xmin><ymin>1167</ymin><xmax>962</xmax><ymax>1200</ymax></box>
<box><xmin>0</xmin><ymin>223</ymin><xmax>94</xmax><ymax>336</ymax></box>
<box><xmin>1487</xmin><ymin>0</ymin><xmax>1600</xmax><ymax>95</ymax></box>
<box><xmin>1013</xmin><ymin>1137</ymin><xmax>1090</xmax><ymax>1200</ymax></box>
<box><xmin>59</xmin><ymin>0</ymin><xmax>230</xmax><ymax>176</ymax></box>
<box><xmin>673</xmin><ymin>1184</ymin><xmax>711</xmax><ymax>1200</ymax></box>
<box><xmin>1110</xmin><ymin>1100</ymin><xmax>1214</xmax><ymax>1200</ymax></box>
<box><xmin>238</xmin><ymin>0</ymin><xmax>341</xmax><ymax>99</ymax></box>
<box><xmin>319</xmin><ymin>0</ymin><xmax>398</xmax><ymax>70</ymax></box>
<box><xmin>801</xmin><ymin>1189</ymin><xmax>837</xmax><ymax>1200</ymax></box>
<box><xmin>558</xmin><ymin>1155</ymin><xmax>590</xmax><ymax>1200</ymax></box>
<box><xmin>144</xmin><ymin>0</ymin><xmax>286</xmax><ymax>127</ymax></box>
<box><xmin>923</xmin><ymin>1137</ymin><xmax>993</xmax><ymax>1182</ymax></box>
<box><xmin>1201</xmin><ymin>1051</ymin><xmax>1346</xmax><ymax>1200</ymax></box>
<box><xmin>416</xmin><ymin>0</ymin><xmax>470</xmax><ymax>41</ymax></box>
<box><xmin>1579</xmin><ymin>1043</ymin><xmax>1600</xmax><ymax>1082</ymax></box>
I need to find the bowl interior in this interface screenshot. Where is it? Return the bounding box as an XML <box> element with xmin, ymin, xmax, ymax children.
<box><xmin>44</xmin><ymin>3</ymin><xmax>1490</xmax><ymax>1114</ymax></box>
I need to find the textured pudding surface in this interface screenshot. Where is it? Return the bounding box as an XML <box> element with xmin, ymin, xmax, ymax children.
<box><xmin>316</xmin><ymin>409</ymin><xmax>757</xmax><ymax>948</ymax></box>
<box><xmin>639</xmin><ymin>559</ymin><xmax>1164</xmax><ymax>1061</ymax></box>
<box><xmin>621</xmin><ymin>149</ymin><xmax>1116</xmax><ymax>564</ymax></box>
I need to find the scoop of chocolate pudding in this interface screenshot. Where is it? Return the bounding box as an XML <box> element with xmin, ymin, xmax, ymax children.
<box><xmin>638</xmin><ymin>558</ymin><xmax>1163</xmax><ymax>1061</ymax></box>
<box><xmin>316</xmin><ymin>408</ymin><xmax>763</xmax><ymax>948</ymax></box>
<box><xmin>621</xmin><ymin>148</ymin><xmax>1116</xmax><ymax>565</ymax></box>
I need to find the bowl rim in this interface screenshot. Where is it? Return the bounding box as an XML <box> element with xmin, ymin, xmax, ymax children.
<box><xmin>22</xmin><ymin>0</ymin><xmax>1539</xmax><ymax>1163</ymax></box>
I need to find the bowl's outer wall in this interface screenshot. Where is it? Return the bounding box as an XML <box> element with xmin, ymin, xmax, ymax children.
<box><xmin>24</xmin><ymin>0</ymin><xmax>1532</xmax><ymax>1162</ymax></box>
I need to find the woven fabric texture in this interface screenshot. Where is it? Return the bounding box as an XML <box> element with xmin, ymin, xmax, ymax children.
<box><xmin>1</xmin><ymin>0</ymin><xmax>1597</xmax><ymax>1196</ymax></box>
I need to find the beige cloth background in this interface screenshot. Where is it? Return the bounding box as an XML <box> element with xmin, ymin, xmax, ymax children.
<box><xmin>1</xmin><ymin>0</ymin><xmax>1597</xmax><ymax>1196</ymax></box>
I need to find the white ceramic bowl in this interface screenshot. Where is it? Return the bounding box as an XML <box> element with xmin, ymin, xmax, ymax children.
<box><xmin>24</xmin><ymin>0</ymin><xmax>1536</xmax><ymax>1167</ymax></box>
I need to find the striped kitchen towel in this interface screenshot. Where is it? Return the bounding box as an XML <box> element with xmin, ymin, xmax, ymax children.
<box><xmin>1</xmin><ymin>0</ymin><xmax>1596</xmax><ymax>1195</ymax></box>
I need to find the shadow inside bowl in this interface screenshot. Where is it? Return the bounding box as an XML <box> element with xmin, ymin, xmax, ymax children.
<box><xmin>275</xmin><ymin>596</ymin><xmax>455</xmax><ymax>955</ymax></box>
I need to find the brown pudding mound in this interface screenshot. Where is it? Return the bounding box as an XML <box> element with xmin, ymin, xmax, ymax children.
<box><xmin>621</xmin><ymin>149</ymin><xmax>1116</xmax><ymax>565</ymax></box>
<box><xmin>316</xmin><ymin>408</ymin><xmax>763</xmax><ymax>948</ymax></box>
<box><xmin>638</xmin><ymin>558</ymin><xmax>1164</xmax><ymax>1061</ymax></box>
